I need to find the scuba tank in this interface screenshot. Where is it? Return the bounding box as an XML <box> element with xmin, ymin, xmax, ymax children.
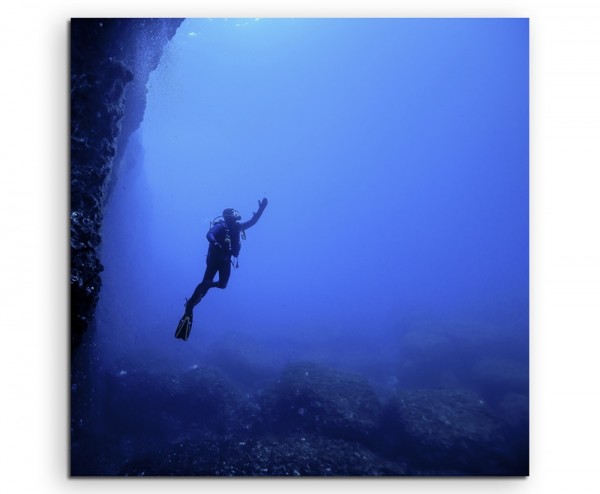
<box><xmin>209</xmin><ymin>216</ymin><xmax>246</xmax><ymax>267</ymax></box>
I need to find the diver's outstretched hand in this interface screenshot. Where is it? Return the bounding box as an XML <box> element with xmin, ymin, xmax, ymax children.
<box><xmin>258</xmin><ymin>197</ymin><xmax>268</xmax><ymax>211</ymax></box>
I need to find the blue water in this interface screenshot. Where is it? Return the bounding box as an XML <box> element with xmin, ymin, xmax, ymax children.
<box><xmin>79</xmin><ymin>18</ymin><xmax>529</xmax><ymax>475</ymax></box>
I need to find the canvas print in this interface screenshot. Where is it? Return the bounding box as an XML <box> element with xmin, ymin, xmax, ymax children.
<box><xmin>70</xmin><ymin>18</ymin><xmax>529</xmax><ymax>476</ymax></box>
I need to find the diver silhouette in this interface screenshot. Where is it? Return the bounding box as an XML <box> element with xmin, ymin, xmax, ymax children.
<box><xmin>175</xmin><ymin>198</ymin><xmax>268</xmax><ymax>341</ymax></box>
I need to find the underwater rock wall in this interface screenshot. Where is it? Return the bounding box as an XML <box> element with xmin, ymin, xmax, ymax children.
<box><xmin>70</xmin><ymin>18</ymin><xmax>183</xmax><ymax>349</ymax></box>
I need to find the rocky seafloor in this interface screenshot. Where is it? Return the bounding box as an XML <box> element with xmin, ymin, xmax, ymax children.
<box><xmin>71</xmin><ymin>361</ymin><xmax>528</xmax><ymax>476</ymax></box>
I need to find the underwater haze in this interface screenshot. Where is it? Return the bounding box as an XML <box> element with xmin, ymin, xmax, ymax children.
<box><xmin>74</xmin><ymin>18</ymin><xmax>529</xmax><ymax>476</ymax></box>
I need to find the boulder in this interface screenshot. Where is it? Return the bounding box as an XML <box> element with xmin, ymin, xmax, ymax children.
<box><xmin>101</xmin><ymin>365</ymin><xmax>251</xmax><ymax>440</ymax></box>
<box><xmin>381</xmin><ymin>388</ymin><xmax>509</xmax><ymax>474</ymax></box>
<box><xmin>258</xmin><ymin>362</ymin><xmax>382</xmax><ymax>444</ymax></box>
<box><xmin>473</xmin><ymin>358</ymin><xmax>529</xmax><ymax>396</ymax></box>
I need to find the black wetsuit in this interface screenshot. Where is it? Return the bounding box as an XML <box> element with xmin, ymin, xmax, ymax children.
<box><xmin>185</xmin><ymin>209</ymin><xmax>265</xmax><ymax>314</ymax></box>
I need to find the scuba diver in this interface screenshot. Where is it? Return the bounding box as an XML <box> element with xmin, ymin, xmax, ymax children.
<box><xmin>175</xmin><ymin>198</ymin><xmax>268</xmax><ymax>341</ymax></box>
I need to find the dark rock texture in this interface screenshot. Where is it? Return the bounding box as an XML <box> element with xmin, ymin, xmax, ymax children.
<box><xmin>70</xmin><ymin>18</ymin><xmax>183</xmax><ymax>350</ymax></box>
<box><xmin>119</xmin><ymin>434</ymin><xmax>408</xmax><ymax>476</ymax></box>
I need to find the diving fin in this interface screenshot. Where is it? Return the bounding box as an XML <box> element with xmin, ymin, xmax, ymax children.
<box><xmin>175</xmin><ymin>313</ymin><xmax>193</xmax><ymax>341</ymax></box>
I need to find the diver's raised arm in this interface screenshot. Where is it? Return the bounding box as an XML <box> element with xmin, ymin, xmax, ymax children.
<box><xmin>239</xmin><ymin>198</ymin><xmax>268</xmax><ymax>230</ymax></box>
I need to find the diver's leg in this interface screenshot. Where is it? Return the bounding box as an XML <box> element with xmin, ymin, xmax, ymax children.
<box><xmin>186</xmin><ymin>259</ymin><xmax>218</xmax><ymax>313</ymax></box>
<box><xmin>211</xmin><ymin>259</ymin><xmax>231</xmax><ymax>289</ymax></box>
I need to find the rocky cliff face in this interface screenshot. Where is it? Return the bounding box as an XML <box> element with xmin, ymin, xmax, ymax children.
<box><xmin>70</xmin><ymin>18</ymin><xmax>183</xmax><ymax>350</ymax></box>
